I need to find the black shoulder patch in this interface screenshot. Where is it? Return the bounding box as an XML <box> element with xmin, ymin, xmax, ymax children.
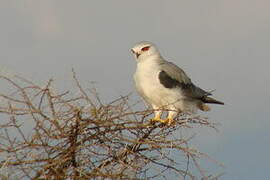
<box><xmin>159</xmin><ymin>71</ymin><xmax>211</xmax><ymax>99</ymax></box>
<box><xmin>158</xmin><ymin>71</ymin><xmax>180</xmax><ymax>88</ymax></box>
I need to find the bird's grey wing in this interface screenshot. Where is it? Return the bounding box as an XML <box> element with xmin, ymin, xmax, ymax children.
<box><xmin>158</xmin><ymin>61</ymin><xmax>211</xmax><ymax>99</ymax></box>
<box><xmin>159</xmin><ymin>61</ymin><xmax>191</xmax><ymax>84</ymax></box>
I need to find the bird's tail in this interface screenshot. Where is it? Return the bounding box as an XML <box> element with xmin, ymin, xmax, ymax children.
<box><xmin>202</xmin><ymin>96</ymin><xmax>224</xmax><ymax>105</ymax></box>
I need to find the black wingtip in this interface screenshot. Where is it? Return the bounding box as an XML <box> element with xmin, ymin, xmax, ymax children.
<box><xmin>203</xmin><ymin>96</ymin><xmax>224</xmax><ymax>105</ymax></box>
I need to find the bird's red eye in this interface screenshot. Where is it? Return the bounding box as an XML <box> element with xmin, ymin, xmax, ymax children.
<box><xmin>141</xmin><ymin>46</ymin><xmax>150</xmax><ymax>51</ymax></box>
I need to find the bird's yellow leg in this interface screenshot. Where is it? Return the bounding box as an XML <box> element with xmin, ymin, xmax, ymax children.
<box><xmin>150</xmin><ymin>111</ymin><xmax>167</xmax><ymax>123</ymax></box>
<box><xmin>166</xmin><ymin>117</ymin><xmax>174</xmax><ymax>125</ymax></box>
<box><xmin>165</xmin><ymin>111</ymin><xmax>177</xmax><ymax>125</ymax></box>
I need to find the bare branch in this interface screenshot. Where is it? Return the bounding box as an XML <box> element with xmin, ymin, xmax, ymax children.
<box><xmin>0</xmin><ymin>74</ymin><xmax>223</xmax><ymax>179</ymax></box>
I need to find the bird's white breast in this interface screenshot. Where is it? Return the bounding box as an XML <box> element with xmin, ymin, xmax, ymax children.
<box><xmin>134</xmin><ymin>58</ymin><xmax>184</xmax><ymax>108</ymax></box>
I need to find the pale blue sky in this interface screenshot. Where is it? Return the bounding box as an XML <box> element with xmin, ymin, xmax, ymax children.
<box><xmin>1</xmin><ymin>0</ymin><xmax>270</xmax><ymax>179</ymax></box>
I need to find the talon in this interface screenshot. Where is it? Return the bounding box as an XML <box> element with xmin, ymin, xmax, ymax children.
<box><xmin>150</xmin><ymin>117</ymin><xmax>175</xmax><ymax>125</ymax></box>
<box><xmin>150</xmin><ymin>117</ymin><xmax>167</xmax><ymax>124</ymax></box>
<box><xmin>166</xmin><ymin>118</ymin><xmax>174</xmax><ymax>126</ymax></box>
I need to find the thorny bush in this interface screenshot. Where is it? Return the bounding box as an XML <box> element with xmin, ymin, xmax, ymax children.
<box><xmin>0</xmin><ymin>73</ymin><xmax>223</xmax><ymax>180</ymax></box>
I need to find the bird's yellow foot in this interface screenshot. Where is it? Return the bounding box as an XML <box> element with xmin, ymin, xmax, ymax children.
<box><xmin>166</xmin><ymin>118</ymin><xmax>174</xmax><ymax>126</ymax></box>
<box><xmin>150</xmin><ymin>117</ymin><xmax>174</xmax><ymax>125</ymax></box>
<box><xmin>150</xmin><ymin>117</ymin><xmax>167</xmax><ymax>124</ymax></box>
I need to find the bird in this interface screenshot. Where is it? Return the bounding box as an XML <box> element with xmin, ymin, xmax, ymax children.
<box><xmin>131</xmin><ymin>41</ymin><xmax>224</xmax><ymax>125</ymax></box>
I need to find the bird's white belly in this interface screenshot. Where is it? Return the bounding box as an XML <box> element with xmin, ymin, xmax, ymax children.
<box><xmin>135</xmin><ymin>67</ymin><xmax>185</xmax><ymax>109</ymax></box>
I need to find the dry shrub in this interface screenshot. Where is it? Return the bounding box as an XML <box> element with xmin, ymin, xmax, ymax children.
<box><xmin>0</xmin><ymin>73</ymin><xmax>222</xmax><ymax>180</ymax></box>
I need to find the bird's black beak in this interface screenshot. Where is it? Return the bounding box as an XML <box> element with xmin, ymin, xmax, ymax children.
<box><xmin>131</xmin><ymin>49</ymin><xmax>140</xmax><ymax>59</ymax></box>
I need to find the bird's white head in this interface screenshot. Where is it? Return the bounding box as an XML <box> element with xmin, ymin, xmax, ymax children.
<box><xmin>131</xmin><ymin>41</ymin><xmax>161</xmax><ymax>62</ymax></box>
